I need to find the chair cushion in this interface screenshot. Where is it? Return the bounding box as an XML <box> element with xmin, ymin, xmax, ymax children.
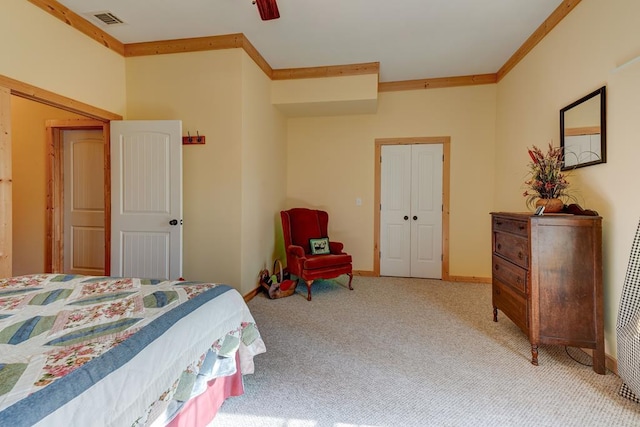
<box><xmin>303</xmin><ymin>253</ymin><xmax>352</xmax><ymax>270</ymax></box>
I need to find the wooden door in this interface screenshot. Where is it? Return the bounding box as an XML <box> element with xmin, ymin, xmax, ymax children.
<box><xmin>110</xmin><ymin>120</ymin><xmax>183</xmax><ymax>280</ymax></box>
<box><xmin>63</xmin><ymin>129</ymin><xmax>104</xmax><ymax>275</ymax></box>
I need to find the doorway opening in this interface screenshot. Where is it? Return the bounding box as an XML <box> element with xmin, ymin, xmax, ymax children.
<box><xmin>373</xmin><ymin>137</ymin><xmax>451</xmax><ymax>279</ymax></box>
<box><xmin>46</xmin><ymin>120</ymin><xmax>111</xmax><ymax>275</ymax></box>
<box><xmin>0</xmin><ymin>75</ymin><xmax>121</xmax><ymax>278</ymax></box>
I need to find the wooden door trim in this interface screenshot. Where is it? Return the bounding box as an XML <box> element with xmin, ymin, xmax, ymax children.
<box><xmin>45</xmin><ymin>119</ymin><xmax>111</xmax><ymax>275</ymax></box>
<box><xmin>374</xmin><ymin>137</ymin><xmax>451</xmax><ymax>279</ymax></box>
<box><xmin>0</xmin><ymin>75</ymin><xmax>121</xmax><ymax>122</ymax></box>
<box><xmin>0</xmin><ymin>87</ymin><xmax>11</xmax><ymax>278</ymax></box>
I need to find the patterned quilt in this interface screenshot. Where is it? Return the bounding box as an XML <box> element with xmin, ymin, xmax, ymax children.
<box><xmin>0</xmin><ymin>274</ymin><xmax>265</xmax><ymax>426</ymax></box>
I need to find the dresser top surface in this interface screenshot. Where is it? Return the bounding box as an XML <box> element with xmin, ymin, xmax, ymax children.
<box><xmin>490</xmin><ymin>212</ymin><xmax>602</xmax><ymax>220</ymax></box>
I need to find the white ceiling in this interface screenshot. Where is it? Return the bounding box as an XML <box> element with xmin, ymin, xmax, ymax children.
<box><xmin>55</xmin><ymin>0</ymin><xmax>564</xmax><ymax>82</ymax></box>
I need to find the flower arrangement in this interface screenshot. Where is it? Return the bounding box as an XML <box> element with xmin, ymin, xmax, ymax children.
<box><xmin>523</xmin><ymin>143</ymin><xmax>571</xmax><ymax>209</ymax></box>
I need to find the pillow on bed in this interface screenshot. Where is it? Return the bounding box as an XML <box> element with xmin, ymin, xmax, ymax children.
<box><xmin>309</xmin><ymin>237</ymin><xmax>330</xmax><ymax>255</ymax></box>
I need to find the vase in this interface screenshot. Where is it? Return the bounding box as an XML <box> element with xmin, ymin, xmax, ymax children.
<box><xmin>535</xmin><ymin>198</ymin><xmax>564</xmax><ymax>213</ymax></box>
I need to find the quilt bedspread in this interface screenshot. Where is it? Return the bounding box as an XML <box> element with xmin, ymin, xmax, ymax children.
<box><xmin>0</xmin><ymin>274</ymin><xmax>265</xmax><ymax>426</ymax></box>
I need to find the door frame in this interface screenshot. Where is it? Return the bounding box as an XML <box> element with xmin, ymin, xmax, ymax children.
<box><xmin>0</xmin><ymin>74</ymin><xmax>121</xmax><ymax>277</ymax></box>
<box><xmin>374</xmin><ymin>137</ymin><xmax>451</xmax><ymax>279</ymax></box>
<box><xmin>45</xmin><ymin>120</ymin><xmax>111</xmax><ymax>274</ymax></box>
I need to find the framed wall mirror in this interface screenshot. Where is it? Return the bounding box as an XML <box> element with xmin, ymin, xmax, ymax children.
<box><xmin>560</xmin><ymin>86</ymin><xmax>606</xmax><ymax>170</ymax></box>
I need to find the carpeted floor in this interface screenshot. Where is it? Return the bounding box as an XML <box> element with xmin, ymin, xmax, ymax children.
<box><xmin>210</xmin><ymin>276</ymin><xmax>640</xmax><ymax>427</ymax></box>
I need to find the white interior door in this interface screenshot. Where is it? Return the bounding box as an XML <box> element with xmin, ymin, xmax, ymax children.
<box><xmin>410</xmin><ymin>144</ymin><xmax>443</xmax><ymax>278</ymax></box>
<box><xmin>380</xmin><ymin>144</ymin><xmax>443</xmax><ymax>278</ymax></box>
<box><xmin>110</xmin><ymin>120</ymin><xmax>183</xmax><ymax>280</ymax></box>
<box><xmin>63</xmin><ymin>129</ymin><xmax>105</xmax><ymax>275</ymax></box>
<box><xmin>380</xmin><ymin>145</ymin><xmax>412</xmax><ymax>276</ymax></box>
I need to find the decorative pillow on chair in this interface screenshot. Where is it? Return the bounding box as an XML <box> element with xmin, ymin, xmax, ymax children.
<box><xmin>309</xmin><ymin>237</ymin><xmax>330</xmax><ymax>255</ymax></box>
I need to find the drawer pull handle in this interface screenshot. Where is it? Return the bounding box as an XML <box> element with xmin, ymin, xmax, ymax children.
<box><xmin>516</xmin><ymin>277</ymin><xmax>522</xmax><ymax>284</ymax></box>
<box><xmin>494</xmin><ymin>264</ymin><xmax>499</xmax><ymax>271</ymax></box>
<box><xmin>518</xmin><ymin>252</ymin><xmax>523</xmax><ymax>259</ymax></box>
<box><xmin>519</xmin><ymin>225</ymin><xmax>525</xmax><ymax>230</ymax></box>
<box><xmin>496</xmin><ymin>221</ymin><xmax>503</xmax><ymax>225</ymax></box>
<box><xmin>497</xmin><ymin>243</ymin><xmax>502</xmax><ymax>250</ymax></box>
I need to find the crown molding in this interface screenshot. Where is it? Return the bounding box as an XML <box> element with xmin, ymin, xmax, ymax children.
<box><xmin>124</xmin><ymin>33</ymin><xmax>275</xmax><ymax>78</ymax></box>
<box><xmin>124</xmin><ymin>34</ymin><xmax>244</xmax><ymax>57</ymax></box>
<box><xmin>496</xmin><ymin>0</ymin><xmax>581</xmax><ymax>81</ymax></box>
<box><xmin>272</xmin><ymin>62</ymin><xmax>380</xmax><ymax>80</ymax></box>
<box><xmin>29</xmin><ymin>0</ymin><xmax>580</xmax><ymax>89</ymax></box>
<box><xmin>379</xmin><ymin>74</ymin><xmax>497</xmax><ymax>92</ymax></box>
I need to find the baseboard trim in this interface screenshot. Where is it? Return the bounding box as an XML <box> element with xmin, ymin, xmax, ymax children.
<box><xmin>354</xmin><ymin>271</ymin><xmax>491</xmax><ymax>283</ymax></box>
<box><xmin>606</xmin><ymin>353</ymin><xmax>618</xmax><ymax>375</ymax></box>
<box><xmin>579</xmin><ymin>348</ymin><xmax>618</xmax><ymax>375</ymax></box>
<box><xmin>447</xmin><ymin>275</ymin><xmax>491</xmax><ymax>284</ymax></box>
<box><xmin>353</xmin><ymin>270</ymin><xmax>376</xmax><ymax>276</ymax></box>
<box><xmin>244</xmin><ymin>286</ymin><xmax>262</xmax><ymax>302</ymax></box>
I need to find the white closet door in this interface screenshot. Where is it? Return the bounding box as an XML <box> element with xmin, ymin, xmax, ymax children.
<box><xmin>380</xmin><ymin>145</ymin><xmax>412</xmax><ymax>276</ymax></box>
<box><xmin>410</xmin><ymin>144</ymin><xmax>443</xmax><ymax>278</ymax></box>
<box><xmin>380</xmin><ymin>144</ymin><xmax>443</xmax><ymax>278</ymax></box>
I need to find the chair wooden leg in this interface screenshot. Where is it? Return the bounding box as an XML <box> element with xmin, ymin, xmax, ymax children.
<box><xmin>305</xmin><ymin>280</ymin><xmax>314</xmax><ymax>301</ymax></box>
<box><xmin>347</xmin><ymin>273</ymin><xmax>353</xmax><ymax>290</ymax></box>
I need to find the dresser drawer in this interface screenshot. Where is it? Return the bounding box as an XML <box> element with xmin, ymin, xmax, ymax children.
<box><xmin>492</xmin><ymin>216</ymin><xmax>528</xmax><ymax>237</ymax></box>
<box><xmin>493</xmin><ymin>255</ymin><xmax>528</xmax><ymax>294</ymax></box>
<box><xmin>494</xmin><ymin>232</ymin><xmax>529</xmax><ymax>269</ymax></box>
<box><xmin>493</xmin><ymin>279</ymin><xmax>528</xmax><ymax>334</ymax></box>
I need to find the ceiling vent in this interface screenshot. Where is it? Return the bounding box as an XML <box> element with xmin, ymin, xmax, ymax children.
<box><xmin>90</xmin><ymin>11</ymin><xmax>125</xmax><ymax>26</ymax></box>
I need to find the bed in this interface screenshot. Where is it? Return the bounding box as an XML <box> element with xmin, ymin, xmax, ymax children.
<box><xmin>0</xmin><ymin>274</ymin><xmax>266</xmax><ymax>426</ymax></box>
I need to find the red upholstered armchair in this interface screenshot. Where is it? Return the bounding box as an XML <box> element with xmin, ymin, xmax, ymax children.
<box><xmin>280</xmin><ymin>208</ymin><xmax>353</xmax><ymax>301</ymax></box>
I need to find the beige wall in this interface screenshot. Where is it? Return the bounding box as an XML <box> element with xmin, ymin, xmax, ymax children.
<box><xmin>126</xmin><ymin>49</ymin><xmax>243</xmax><ymax>288</ymax></box>
<box><xmin>1</xmin><ymin>0</ymin><xmax>126</xmax><ymax>116</ymax></box>
<box><xmin>286</xmin><ymin>84</ymin><xmax>497</xmax><ymax>278</ymax></box>
<box><xmin>240</xmin><ymin>54</ymin><xmax>287</xmax><ymax>292</ymax></box>
<box><xmin>127</xmin><ymin>49</ymin><xmax>287</xmax><ymax>294</ymax></box>
<box><xmin>495</xmin><ymin>0</ymin><xmax>640</xmax><ymax>357</ymax></box>
<box><xmin>10</xmin><ymin>97</ymin><xmax>85</xmax><ymax>275</ymax></box>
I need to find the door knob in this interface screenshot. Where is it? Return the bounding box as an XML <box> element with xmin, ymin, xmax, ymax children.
<box><xmin>169</xmin><ymin>219</ymin><xmax>178</xmax><ymax>226</ymax></box>
<box><xmin>404</xmin><ymin>215</ymin><xmax>409</xmax><ymax>220</ymax></box>
<box><xmin>413</xmin><ymin>216</ymin><xmax>418</xmax><ymax>220</ymax></box>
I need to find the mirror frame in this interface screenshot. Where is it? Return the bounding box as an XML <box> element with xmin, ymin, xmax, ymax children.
<box><xmin>560</xmin><ymin>86</ymin><xmax>606</xmax><ymax>171</ymax></box>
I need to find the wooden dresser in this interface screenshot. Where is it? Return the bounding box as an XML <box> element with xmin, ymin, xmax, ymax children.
<box><xmin>490</xmin><ymin>212</ymin><xmax>605</xmax><ymax>374</ymax></box>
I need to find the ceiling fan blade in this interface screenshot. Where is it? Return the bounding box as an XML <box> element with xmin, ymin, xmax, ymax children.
<box><xmin>254</xmin><ymin>0</ymin><xmax>280</xmax><ymax>21</ymax></box>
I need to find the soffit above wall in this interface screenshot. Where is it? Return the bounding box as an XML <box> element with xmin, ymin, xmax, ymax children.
<box><xmin>272</xmin><ymin>74</ymin><xmax>379</xmax><ymax>117</ymax></box>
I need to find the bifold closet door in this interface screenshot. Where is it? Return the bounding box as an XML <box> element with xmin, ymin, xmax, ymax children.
<box><xmin>380</xmin><ymin>144</ymin><xmax>443</xmax><ymax>278</ymax></box>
